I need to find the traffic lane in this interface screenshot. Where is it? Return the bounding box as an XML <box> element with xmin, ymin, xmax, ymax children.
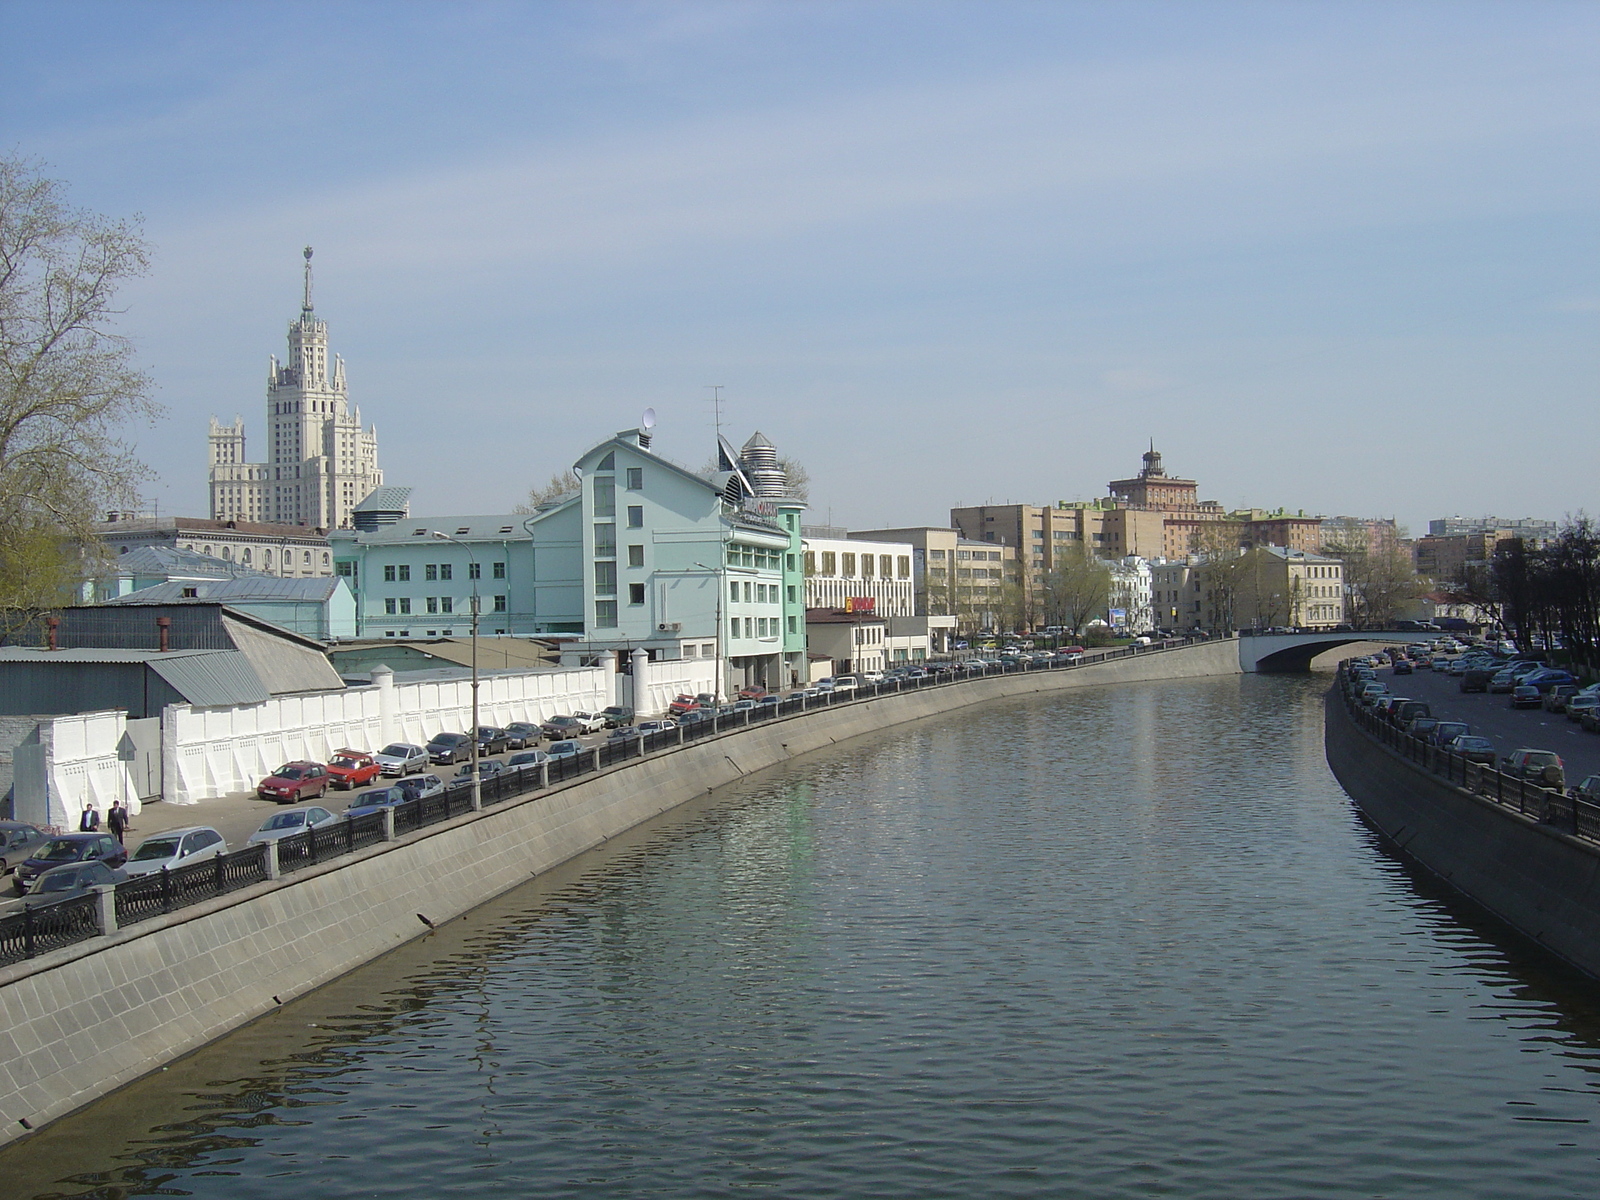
<box><xmin>1374</xmin><ymin>665</ymin><xmax>1600</xmax><ymax>782</ymax></box>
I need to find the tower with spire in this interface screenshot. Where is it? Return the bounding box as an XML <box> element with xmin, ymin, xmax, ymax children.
<box><xmin>208</xmin><ymin>248</ymin><xmax>383</xmax><ymax>529</ymax></box>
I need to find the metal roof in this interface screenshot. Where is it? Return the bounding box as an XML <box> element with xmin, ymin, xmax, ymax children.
<box><xmin>354</xmin><ymin>486</ymin><xmax>413</xmax><ymax>512</ymax></box>
<box><xmin>101</xmin><ymin>576</ymin><xmax>341</xmax><ymax>604</ymax></box>
<box><xmin>346</xmin><ymin>515</ymin><xmax>531</xmax><ymax>544</ymax></box>
<box><xmin>148</xmin><ymin>651</ymin><xmax>272</xmax><ymax>706</ymax></box>
<box><xmin>108</xmin><ymin>544</ymin><xmax>267</xmax><ymax>579</ymax></box>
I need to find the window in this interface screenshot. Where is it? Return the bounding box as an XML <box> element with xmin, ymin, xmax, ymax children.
<box><xmin>787</xmin><ymin>553</ymin><xmax>796</xmax><ymax>571</ymax></box>
<box><xmin>861</xmin><ymin>556</ymin><xmax>874</xmax><ymax>579</ymax></box>
<box><xmin>493</xmin><ymin>562</ymin><xmax>506</xmax><ymax>579</ymax></box>
<box><xmin>426</xmin><ymin>564</ymin><xmax>438</xmax><ymax>582</ymax></box>
<box><xmin>744</xmin><ymin>617</ymin><xmax>754</xmax><ymax>639</ymax></box>
<box><xmin>594</xmin><ymin>561</ymin><xmax>617</xmax><ymax>596</ymax></box>
<box><xmin>399</xmin><ymin>598</ymin><xmax>411</xmax><ymax>615</ymax></box>
<box><xmin>930</xmin><ymin>549</ymin><xmax>945</xmax><ymax>560</ymax></box>
<box><xmin>842</xmin><ymin>552</ymin><xmax>856</xmax><ymax>576</ymax></box>
<box><xmin>629</xmin><ymin>583</ymin><xmax>645</xmax><ymax>605</ymax></box>
<box><xmin>594</xmin><ymin>599</ymin><xmax>617</xmax><ymax>627</ymax></box>
<box><xmin>598</xmin><ymin>451</ymin><xmax>615</xmax><ymax>470</ymax></box>
<box><xmin>398</xmin><ymin>565</ymin><xmax>411</xmax><ymax>582</ymax></box>
<box><xmin>384</xmin><ymin>565</ymin><xmax>396</xmax><ymax>582</ymax></box>
<box><xmin>493</xmin><ymin>595</ymin><xmax>507</xmax><ymax>612</ymax></box>
<box><xmin>702</xmin><ymin>643</ymin><xmax>714</xmax><ymax>656</ymax></box>
<box><xmin>787</xmin><ymin>585</ymin><xmax>796</xmax><ymax>603</ymax></box>
<box><xmin>881</xmin><ymin>556</ymin><xmax>893</xmax><ymax>578</ymax></box>
<box><xmin>335</xmin><ymin>561</ymin><xmax>352</xmax><ymax>578</ymax></box>
<box><xmin>439</xmin><ymin>563</ymin><xmax>452</xmax><ymax>581</ymax></box>
<box><xmin>628</xmin><ymin>544</ymin><xmax>645</xmax><ymax>568</ymax></box>
<box><xmin>304</xmin><ymin>551</ymin><xmax>311</xmax><ymax>564</ymax></box>
<box><xmin>821</xmin><ymin>551</ymin><xmax>836</xmax><ymax>575</ymax></box>
<box><xmin>181</xmin><ymin>586</ymin><xmax>198</xmax><ymax>599</ymax></box>
<box><xmin>593</xmin><ymin>477</ymin><xmax>616</xmax><ymax>518</ymax></box>
<box><xmin>804</xmin><ymin>551</ymin><xmax>816</xmax><ymax>575</ymax></box>
<box><xmin>626</xmin><ymin>467</ymin><xmax>643</xmax><ymax>489</ymax></box>
<box><xmin>787</xmin><ymin>615</ymin><xmax>797</xmax><ymax>634</ymax></box>
<box><xmin>956</xmin><ymin>550</ymin><xmax>970</xmax><ymax>561</ymax></box>
<box><xmin>594</xmin><ymin>524</ymin><xmax>617</xmax><ymax>557</ymax></box>
<box><xmin>426</xmin><ymin>597</ymin><xmax>439</xmax><ymax>614</ymax></box>
<box><xmin>897</xmin><ymin>556</ymin><xmax>911</xmax><ymax>579</ymax></box>
<box><xmin>441</xmin><ymin>597</ymin><xmax>453</xmax><ymax>613</ymax></box>
<box><xmin>627</xmin><ymin>505</ymin><xmax>643</xmax><ymax>528</ymax></box>
<box><xmin>469</xmin><ymin>562</ymin><xmax>480</xmax><ymax>580</ymax></box>
<box><xmin>743</xmin><ymin>581</ymin><xmax>753</xmax><ymax>602</ymax></box>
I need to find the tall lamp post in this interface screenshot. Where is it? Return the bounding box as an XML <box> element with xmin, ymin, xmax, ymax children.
<box><xmin>433</xmin><ymin>531</ymin><xmax>481</xmax><ymax>810</ymax></box>
<box><xmin>694</xmin><ymin>561</ymin><xmax>724</xmax><ymax>705</ymax></box>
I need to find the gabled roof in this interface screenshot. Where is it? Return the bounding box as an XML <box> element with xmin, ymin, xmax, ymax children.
<box><xmin>101</xmin><ymin>576</ymin><xmax>343</xmax><ymax>605</ymax></box>
<box><xmin>0</xmin><ymin>647</ymin><xmax>272</xmax><ymax>707</ymax></box>
<box><xmin>108</xmin><ymin>544</ymin><xmax>267</xmax><ymax>580</ymax></box>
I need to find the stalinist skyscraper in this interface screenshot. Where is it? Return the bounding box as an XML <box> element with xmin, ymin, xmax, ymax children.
<box><xmin>208</xmin><ymin>248</ymin><xmax>383</xmax><ymax>529</ymax></box>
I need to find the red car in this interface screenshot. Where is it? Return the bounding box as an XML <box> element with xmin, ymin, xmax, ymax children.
<box><xmin>737</xmin><ymin>686</ymin><xmax>769</xmax><ymax>701</ymax></box>
<box><xmin>667</xmin><ymin>694</ymin><xmax>699</xmax><ymax>716</ymax></box>
<box><xmin>257</xmin><ymin>761</ymin><xmax>331</xmax><ymax>804</ymax></box>
<box><xmin>325</xmin><ymin>749</ymin><xmax>382</xmax><ymax>790</ymax></box>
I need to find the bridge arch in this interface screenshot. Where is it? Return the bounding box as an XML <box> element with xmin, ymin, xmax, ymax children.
<box><xmin>1239</xmin><ymin>631</ymin><xmax>1443</xmax><ymax>673</ymax></box>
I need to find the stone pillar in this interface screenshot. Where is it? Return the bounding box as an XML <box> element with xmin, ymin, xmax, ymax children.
<box><xmin>381</xmin><ymin>808</ymin><xmax>397</xmax><ymax>841</ymax></box>
<box><xmin>597</xmin><ymin>651</ymin><xmax>618</xmax><ymax>708</ymax></box>
<box><xmin>373</xmin><ymin>665</ymin><xmax>397</xmax><ymax>745</ymax></box>
<box><xmin>592</xmin><ymin>748</ymin><xmax>602</xmax><ymax>773</ymax></box>
<box><xmin>631</xmin><ymin>648</ymin><xmax>650</xmax><ymax>715</ymax></box>
<box><xmin>263</xmin><ymin>840</ymin><xmax>281</xmax><ymax>880</ymax></box>
<box><xmin>91</xmin><ymin>883</ymin><xmax>117</xmax><ymax>936</ymax></box>
<box><xmin>539</xmin><ymin>761</ymin><xmax>549</xmax><ymax>789</ymax></box>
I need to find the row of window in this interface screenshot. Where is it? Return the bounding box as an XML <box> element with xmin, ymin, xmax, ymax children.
<box><xmin>384</xmin><ymin>596</ymin><xmax>507</xmax><ymax>615</ymax></box>
<box><xmin>729</xmin><ymin>544</ymin><xmax>787</xmax><ymax>570</ymax></box>
<box><xmin>382</xmin><ymin>562</ymin><xmax>504</xmax><ymax>582</ymax></box>
<box><xmin>178</xmin><ymin>543</ymin><xmax>326</xmax><ymax>567</ymax></box>
<box><xmin>731</xmin><ymin>581</ymin><xmax>787</xmax><ymax>604</ymax></box>
<box><xmin>806</xmin><ymin>552</ymin><xmax>912</xmax><ymax>579</ymax></box>
<box><xmin>731</xmin><ymin>616</ymin><xmax>793</xmax><ymax>639</ymax></box>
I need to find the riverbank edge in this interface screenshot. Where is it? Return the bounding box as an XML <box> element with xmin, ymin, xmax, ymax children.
<box><xmin>1323</xmin><ymin>686</ymin><xmax>1600</xmax><ymax>978</ymax></box>
<box><xmin>0</xmin><ymin>640</ymin><xmax>1239</xmax><ymax>1144</ymax></box>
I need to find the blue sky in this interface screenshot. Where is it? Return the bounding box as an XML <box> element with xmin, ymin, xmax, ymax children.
<box><xmin>4</xmin><ymin>1</ymin><xmax>1596</xmax><ymax>535</ymax></box>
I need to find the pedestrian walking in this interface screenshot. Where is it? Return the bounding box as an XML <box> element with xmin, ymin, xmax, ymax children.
<box><xmin>108</xmin><ymin>801</ymin><xmax>128</xmax><ymax>844</ymax></box>
<box><xmin>78</xmin><ymin>804</ymin><xmax>100</xmax><ymax>832</ymax></box>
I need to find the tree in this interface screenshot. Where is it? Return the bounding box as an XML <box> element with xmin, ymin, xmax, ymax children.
<box><xmin>513</xmin><ymin>469</ymin><xmax>580</xmax><ymax>513</ymax></box>
<box><xmin>1322</xmin><ymin>530</ymin><xmax>1421</xmax><ymax>628</ymax></box>
<box><xmin>1040</xmin><ymin>543</ymin><xmax>1111</xmax><ymax>634</ymax></box>
<box><xmin>1</xmin><ymin>156</ymin><xmax>158</xmax><ymax>631</ymax></box>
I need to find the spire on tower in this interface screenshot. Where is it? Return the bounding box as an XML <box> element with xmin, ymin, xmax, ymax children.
<box><xmin>302</xmin><ymin>246</ymin><xmax>314</xmax><ymax>315</ymax></box>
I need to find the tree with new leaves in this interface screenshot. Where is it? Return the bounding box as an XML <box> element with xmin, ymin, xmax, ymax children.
<box><xmin>1040</xmin><ymin>542</ymin><xmax>1112</xmax><ymax>634</ymax></box>
<box><xmin>0</xmin><ymin>156</ymin><xmax>160</xmax><ymax>631</ymax></box>
<box><xmin>513</xmin><ymin>469</ymin><xmax>581</xmax><ymax>513</ymax></box>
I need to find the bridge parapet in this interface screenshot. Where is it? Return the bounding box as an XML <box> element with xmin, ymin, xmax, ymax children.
<box><xmin>1239</xmin><ymin>629</ymin><xmax>1443</xmax><ymax>673</ymax></box>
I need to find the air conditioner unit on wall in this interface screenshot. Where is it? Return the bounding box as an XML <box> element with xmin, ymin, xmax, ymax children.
<box><xmin>657</xmin><ymin>622</ymin><xmax>681</xmax><ymax>632</ymax></box>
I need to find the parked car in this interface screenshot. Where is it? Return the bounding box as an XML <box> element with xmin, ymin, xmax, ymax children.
<box><xmin>606</xmin><ymin>725</ymin><xmax>640</xmax><ymax>742</ymax></box>
<box><xmin>1544</xmin><ymin>686</ymin><xmax>1582</xmax><ymax>712</ymax></box>
<box><xmin>756</xmin><ymin>695</ymin><xmax>781</xmax><ymax>711</ymax></box>
<box><xmin>1407</xmin><ymin>717</ymin><xmax>1440</xmax><ymax>740</ymax></box>
<box><xmin>1510</xmin><ymin>685</ymin><xmax>1544</xmax><ymax>709</ymax></box>
<box><xmin>1448</xmin><ymin>735</ymin><xmax>1498</xmax><ymax>765</ymax></box>
<box><xmin>1571</xmin><ymin>775</ymin><xmax>1600</xmax><ymax>805</ymax></box>
<box><xmin>506</xmin><ymin>750</ymin><xmax>549</xmax><ymax>772</ymax></box>
<box><xmin>600</xmin><ymin>706</ymin><xmax>634</xmax><ymax>729</ymax></box>
<box><xmin>540</xmin><ymin>715</ymin><xmax>588</xmax><ymax>740</ymax></box>
<box><xmin>0</xmin><ymin>821</ymin><xmax>52</xmax><ymax>874</ymax></box>
<box><xmin>247</xmin><ymin>806</ymin><xmax>340</xmax><ymax>845</ymax></box>
<box><xmin>426</xmin><ymin>732</ymin><xmax>474</xmax><ymax>765</ymax></box>
<box><xmin>1567</xmin><ymin>695</ymin><xmax>1600</xmax><ymax>723</ymax></box>
<box><xmin>455</xmin><ymin>759</ymin><xmax>509</xmax><ymax>781</ymax></box>
<box><xmin>395</xmin><ymin>773</ymin><xmax>446</xmax><ymax>801</ymax></box>
<box><xmin>1428</xmin><ymin>721</ymin><xmax>1471</xmax><ymax>747</ymax></box>
<box><xmin>502</xmin><ymin>722</ymin><xmax>542</xmax><ymax>750</ymax></box>
<box><xmin>1487</xmin><ymin>670</ymin><xmax>1517</xmax><ymax>694</ymax></box>
<box><xmin>474</xmin><ymin>726</ymin><xmax>511</xmax><ymax>756</ymax></box>
<box><xmin>637</xmin><ymin>719</ymin><xmax>678</xmax><ymax>735</ymax></box>
<box><xmin>326</xmin><ymin>750</ymin><xmax>383</xmax><ymax>790</ymax></box>
<box><xmin>1461</xmin><ymin>669</ymin><xmax>1496</xmax><ymax>693</ymax></box>
<box><xmin>373</xmin><ymin>743</ymin><xmax>428</xmax><ymax>776</ymax></box>
<box><xmin>545</xmin><ymin>739</ymin><xmax>584</xmax><ymax>762</ymax></box>
<box><xmin>257</xmin><ymin>761</ymin><xmax>331</xmax><ymax>804</ymax></box>
<box><xmin>13</xmin><ymin>833</ymin><xmax>128</xmax><ymax>895</ymax></box>
<box><xmin>737</xmin><ymin>686</ymin><xmax>769</xmax><ymax>701</ymax></box>
<box><xmin>345</xmin><ymin>786</ymin><xmax>410</xmax><ymax>817</ymax></box>
<box><xmin>569</xmin><ymin>712</ymin><xmax>608</xmax><ymax>735</ymax></box>
<box><xmin>1500</xmin><ymin>748</ymin><xmax>1565</xmax><ymax>785</ymax></box>
<box><xmin>1521</xmin><ymin>668</ymin><xmax>1579</xmax><ymax>695</ymax></box>
<box><xmin>22</xmin><ymin>860</ymin><xmax>129</xmax><ymax>909</ymax></box>
<box><xmin>123</xmin><ymin>826</ymin><xmax>228</xmax><ymax>878</ymax></box>
<box><xmin>667</xmin><ymin>694</ymin><xmax>700</xmax><ymax>716</ymax></box>
<box><xmin>1393</xmin><ymin>659</ymin><xmax>1413</xmax><ymax>676</ymax></box>
<box><xmin>1392</xmin><ymin>700</ymin><xmax>1431</xmax><ymax>726</ymax></box>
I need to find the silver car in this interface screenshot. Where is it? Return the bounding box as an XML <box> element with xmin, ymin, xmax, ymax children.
<box><xmin>22</xmin><ymin>860</ymin><xmax>128</xmax><ymax>909</ymax></box>
<box><xmin>124</xmin><ymin>826</ymin><xmax>228</xmax><ymax>877</ymax></box>
<box><xmin>373</xmin><ymin>742</ymin><xmax>428</xmax><ymax>776</ymax></box>
<box><xmin>247</xmin><ymin>805</ymin><xmax>340</xmax><ymax>845</ymax></box>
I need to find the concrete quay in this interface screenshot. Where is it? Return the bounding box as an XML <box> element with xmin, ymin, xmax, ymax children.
<box><xmin>0</xmin><ymin>638</ymin><xmax>1241</xmax><ymax>1146</ymax></box>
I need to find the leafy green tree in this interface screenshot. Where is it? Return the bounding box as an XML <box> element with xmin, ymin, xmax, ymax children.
<box><xmin>1</xmin><ymin>156</ymin><xmax>158</xmax><ymax>632</ymax></box>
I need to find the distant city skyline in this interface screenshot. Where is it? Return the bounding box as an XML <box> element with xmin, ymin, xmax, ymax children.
<box><xmin>6</xmin><ymin>1</ymin><xmax>1596</xmax><ymax>534</ymax></box>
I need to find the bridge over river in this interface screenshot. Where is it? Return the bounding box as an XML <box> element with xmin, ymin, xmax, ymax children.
<box><xmin>1238</xmin><ymin>628</ymin><xmax>1445</xmax><ymax>672</ymax></box>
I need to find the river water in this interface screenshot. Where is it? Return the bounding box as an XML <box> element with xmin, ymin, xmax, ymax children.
<box><xmin>9</xmin><ymin>674</ymin><xmax>1600</xmax><ymax>1199</ymax></box>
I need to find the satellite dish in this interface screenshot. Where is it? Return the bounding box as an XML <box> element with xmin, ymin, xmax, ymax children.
<box><xmin>641</xmin><ymin>407</ymin><xmax>657</xmax><ymax>430</ymax></box>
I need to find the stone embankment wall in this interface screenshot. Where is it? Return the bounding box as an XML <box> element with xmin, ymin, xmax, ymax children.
<box><xmin>0</xmin><ymin>639</ymin><xmax>1239</xmax><ymax>1145</ymax></box>
<box><xmin>1324</xmin><ymin>688</ymin><xmax>1600</xmax><ymax>978</ymax></box>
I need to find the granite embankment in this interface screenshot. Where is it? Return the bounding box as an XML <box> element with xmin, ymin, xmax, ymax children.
<box><xmin>0</xmin><ymin>639</ymin><xmax>1240</xmax><ymax>1144</ymax></box>
<box><xmin>1325</xmin><ymin>684</ymin><xmax>1600</xmax><ymax>979</ymax></box>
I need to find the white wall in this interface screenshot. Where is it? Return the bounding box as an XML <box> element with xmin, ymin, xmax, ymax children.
<box><xmin>14</xmin><ymin>712</ymin><xmax>142</xmax><ymax>830</ymax></box>
<box><xmin>26</xmin><ymin>666</ymin><xmax>611</xmax><ymax>811</ymax></box>
<box><xmin>630</xmin><ymin>656</ymin><xmax>720</xmax><ymax>716</ymax></box>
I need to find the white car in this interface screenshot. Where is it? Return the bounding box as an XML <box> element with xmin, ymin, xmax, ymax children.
<box><xmin>569</xmin><ymin>711</ymin><xmax>608</xmax><ymax>735</ymax></box>
<box><xmin>124</xmin><ymin>826</ymin><xmax>228</xmax><ymax>877</ymax></box>
<box><xmin>247</xmin><ymin>806</ymin><xmax>340</xmax><ymax>845</ymax></box>
<box><xmin>372</xmin><ymin>743</ymin><xmax>428</xmax><ymax>776</ymax></box>
<box><xmin>636</xmin><ymin>720</ymin><xmax>677</xmax><ymax>735</ymax></box>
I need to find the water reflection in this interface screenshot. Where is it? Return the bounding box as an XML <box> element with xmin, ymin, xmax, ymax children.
<box><xmin>9</xmin><ymin>674</ymin><xmax>1600</xmax><ymax>1199</ymax></box>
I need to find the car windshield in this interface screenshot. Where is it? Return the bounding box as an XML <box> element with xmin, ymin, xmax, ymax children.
<box><xmin>275</xmin><ymin>766</ymin><xmax>307</xmax><ymax>780</ymax></box>
<box><xmin>331</xmin><ymin>756</ymin><xmax>363</xmax><ymax>768</ymax></box>
<box><xmin>1458</xmin><ymin>738</ymin><xmax>1493</xmax><ymax>750</ymax></box>
<box><xmin>434</xmin><ymin>734</ymin><xmax>467</xmax><ymax>746</ymax></box>
<box><xmin>39</xmin><ymin>871</ymin><xmax>80</xmax><ymax>892</ymax></box>
<box><xmin>259</xmin><ymin>812</ymin><xmax>307</xmax><ymax>831</ymax></box>
<box><xmin>38</xmin><ymin>840</ymin><xmax>85</xmax><ymax>862</ymax></box>
<box><xmin>354</xmin><ymin>790</ymin><xmax>392</xmax><ymax>804</ymax></box>
<box><xmin>379</xmin><ymin>745</ymin><xmax>413</xmax><ymax>757</ymax></box>
<box><xmin>131</xmin><ymin>838</ymin><xmax>181</xmax><ymax>861</ymax></box>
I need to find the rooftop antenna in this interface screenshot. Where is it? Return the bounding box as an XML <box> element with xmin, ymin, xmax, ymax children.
<box><xmin>707</xmin><ymin>385</ymin><xmax>724</xmax><ymax>441</ymax></box>
<box><xmin>302</xmin><ymin>246</ymin><xmax>314</xmax><ymax>314</ymax></box>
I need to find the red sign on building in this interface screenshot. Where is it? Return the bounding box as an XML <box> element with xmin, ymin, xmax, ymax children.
<box><xmin>844</xmin><ymin>596</ymin><xmax>876</xmax><ymax>613</ymax></box>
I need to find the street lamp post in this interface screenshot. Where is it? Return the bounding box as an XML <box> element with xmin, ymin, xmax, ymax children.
<box><xmin>693</xmin><ymin>560</ymin><xmax>724</xmax><ymax>705</ymax></box>
<box><xmin>433</xmin><ymin>531</ymin><xmax>481</xmax><ymax>811</ymax></box>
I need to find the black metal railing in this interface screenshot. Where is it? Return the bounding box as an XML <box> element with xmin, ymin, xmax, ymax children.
<box><xmin>1335</xmin><ymin>663</ymin><xmax>1600</xmax><ymax>843</ymax></box>
<box><xmin>0</xmin><ymin>894</ymin><xmax>100</xmax><ymax>966</ymax></box>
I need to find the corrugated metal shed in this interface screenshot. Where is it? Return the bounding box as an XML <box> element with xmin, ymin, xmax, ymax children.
<box><xmin>147</xmin><ymin>652</ymin><xmax>271</xmax><ymax>707</ymax></box>
<box><xmin>101</xmin><ymin>576</ymin><xmax>340</xmax><ymax>604</ymax></box>
<box><xmin>0</xmin><ymin>648</ymin><xmax>271</xmax><ymax>712</ymax></box>
<box><xmin>220</xmin><ymin>615</ymin><xmax>344</xmax><ymax>695</ymax></box>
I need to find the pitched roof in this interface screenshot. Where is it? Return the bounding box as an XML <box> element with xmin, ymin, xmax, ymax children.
<box><xmin>101</xmin><ymin>576</ymin><xmax>342</xmax><ymax>605</ymax></box>
<box><xmin>108</xmin><ymin>544</ymin><xmax>267</xmax><ymax>580</ymax></box>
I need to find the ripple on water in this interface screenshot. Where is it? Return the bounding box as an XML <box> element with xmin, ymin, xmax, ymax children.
<box><xmin>10</xmin><ymin>675</ymin><xmax>1600</xmax><ymax>1199</ymax></box>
